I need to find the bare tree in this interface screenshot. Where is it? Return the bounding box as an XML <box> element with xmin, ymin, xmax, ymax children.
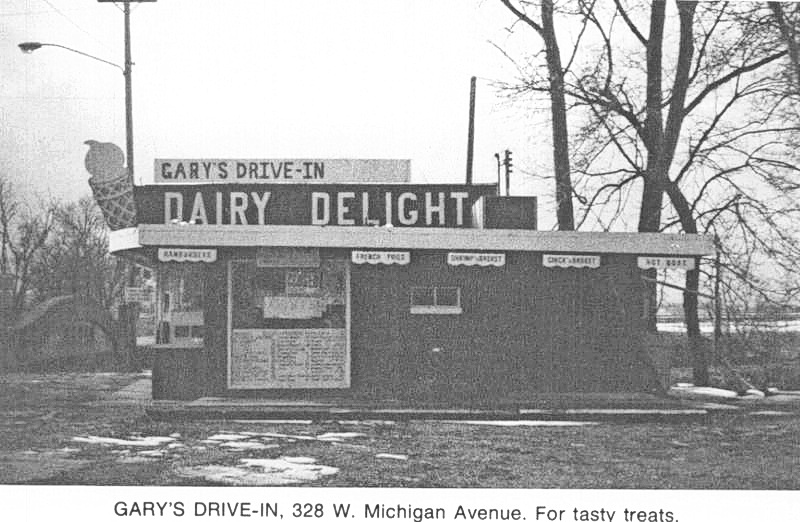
<box><xmin>0</xmin><ymin>176</ymin><xmax>57</xmax><ymax>313</ymax></box>
<box><xmin>496</xmin><ymin>1</ymin><xmax>799</xmax><ymax>385</ymax></box>
<box><xmin>0</xmin><ymin>178</ymin><xmax>19</xmax><ymax>275</ymax></box>
<box><xmin>30</xmin><ymin>197</ymin><xmax>127</xmax><ymax>310</ymax></box>
<box><xmin>499</xmin><ymin>0</ymin><xmax>576</xmax><ymax>230</ymax></box>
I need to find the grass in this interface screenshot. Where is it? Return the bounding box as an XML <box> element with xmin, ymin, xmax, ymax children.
<box><xmin>0</xmin><ymin>372</ymin><xmax>799</xmax><ymax>488</ymax></box>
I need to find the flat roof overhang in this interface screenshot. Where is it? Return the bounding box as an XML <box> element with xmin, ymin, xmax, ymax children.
<box><xmin>110</xmin><ymin>224</ymin><xmax>715</xmax><ymax>257</ymax></box>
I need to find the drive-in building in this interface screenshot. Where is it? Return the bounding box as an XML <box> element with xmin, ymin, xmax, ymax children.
<box><xmin>101</xmin><ymin>158</ymin><xmax>714</xmax><ymax>402</ymax></box>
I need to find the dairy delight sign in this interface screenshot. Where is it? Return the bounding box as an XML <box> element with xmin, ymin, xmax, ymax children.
<box><xmin>155</xmin><ymin>159</ymin><xmax>410</xmax><ymax>184</ymax></box>
<box><xmin>135</xmin><ymin>184</ymin><xmax>495</xmax><ymax>228</ymax></box>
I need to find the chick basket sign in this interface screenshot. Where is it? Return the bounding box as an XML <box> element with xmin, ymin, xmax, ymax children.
<box><xmin>134</xmin><ymin>184</ymin><xmax>495</xmax><ymax>228</ymax></box>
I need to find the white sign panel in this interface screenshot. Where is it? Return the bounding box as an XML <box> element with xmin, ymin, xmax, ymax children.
<box><xmin>155</xmin><ymin>159</ymin><xmax>410</xmax><ymax>183</ymax></box>
<box><xmin>638</xmin><ymin>256</ymin><xmax>696</xmax><ymax>270</ymax></box>
<box><xmin>543</xmin><ymin>254</ymin><xmax>601</xmax><ymax>268</ymax></box>
<box><xmin>447</xmin><ymin>252</ymin><xmax>506</xmax><ymax>267</ymax></box>
<box><xmin>351</xmin><ymin>251</ymin><xmax>410</xmax><ymax>265</ymax></box>
<box><xmin>263</xmin><ymin>296</ymin><xmax>326</xmax><ymax>319</ymax></box>
<box><xmin>157</xmin><ymin>248</ymin><xmax>217</xmax><ymax>263</ymax></box>
<box><xmin>230</xmin><ymin>328</ymin><xmax>349</xmax><ymax>389</ymax></box>
<box><xmin>257</xmin><ymin>247</ymin><xmax>320</xmax><ymax>268</ymax></box>
<box><xmin>124</xmin><ymin>286</ymin><xmax>154</xmax><ymax>304</ymax></box>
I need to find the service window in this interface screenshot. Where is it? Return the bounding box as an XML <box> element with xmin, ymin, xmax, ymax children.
<box><xmin>410</xmin><ymin>286</ymin><xmax>462</xmax><ymax>314</ymax></box>
<box><xmin>155</xmin><ymin>264</ymin><xmax>205</xmax><ymax>346</ymax></box>
<box><xmin>228</xmin><ymin>254</ymin><xmax>349</xmax><ymax>389</ymax></box>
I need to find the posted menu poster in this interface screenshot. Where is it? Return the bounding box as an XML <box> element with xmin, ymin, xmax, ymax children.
<box><xmin>230</xmin><ymin>328</ymin><xmax>349</xmax><ymax>389</ymax></box>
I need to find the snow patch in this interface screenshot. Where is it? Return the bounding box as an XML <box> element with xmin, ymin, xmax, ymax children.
<box><xmin>137</xmin><ymin>449</ymin><xmax>167</xmax><ymax>458</ymax></box>
<box><xmin>317</xmin><ymin>432</ymin><xmax>366</xmax><ymax>441</ymax></box>
<box><xmin>375</xmin><ymin>453</ymin><xmax>409</xmax><ymax>461</ymax></box>
<box><xmin>72</xmin><ymin>435</ymin><xmax>175</xmax><ymax>447</ymax></box>
<box><xmin>220</xmin><ymin>441</ymin><xmax>280</xmax><ymax>451</ymax></box>
<box><xmin>668</xmin><ymin>386</ymin><xmax>739</xmax><ymax>400</ymax></box>
<box><xmin>257</xmin><ymin>432</ymin><xmax>317</xmax><ymax>441</ymax></box>
<box><xmin>338</xmin><ymin>420</ymin><xmax>395</xmax><ymax>426</ymax></box>
<box><xmin>178</xmin><ymin>457</ymin><xmax>338</xmax><ymax>485</ymax></box>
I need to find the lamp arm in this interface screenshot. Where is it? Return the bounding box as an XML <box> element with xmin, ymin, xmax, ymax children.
<box><xmin>38</xmin><ymin>43</ymin><xmax>124</xmax><ymax>73</ymax></box>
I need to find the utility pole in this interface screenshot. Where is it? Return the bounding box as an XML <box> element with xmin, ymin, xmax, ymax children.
<box><xmin>98</xmin><ymin>0</ymin><xmax>156</xmax><ymax>370</ymax></box>
<box><xmin>465</xmin><ymin>76</ymin><xmax>476</xmax><ymax>185</ymax></box>
<box><xmin>98</xmin><ymin>0</ymin><xmax>156</xmax><ymax>178</ymax></box>
<box><xmin>503</xmin><ymin>149</ymin><xmax>513</xmax><ymax>196</ymax></box>
<box><xmin>494</xmin><ymin>150</ymin><xmax>513</xmax><ymax>196</ymax></box>
<box><xmin>123</xmin><ymin>0</ymin><xmax>134</xmax><ymax>179</ymax></box>
<box><xmin>494</xmin><ymin>153</ymin><xmax>502</xmax><ymax>195</ymax></box>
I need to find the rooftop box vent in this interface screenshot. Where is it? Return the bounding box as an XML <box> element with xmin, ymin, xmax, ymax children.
<box><xmin>472</xmin><ymin>196</ymin><xmax>537</xmax><ymax>230</ymax></box>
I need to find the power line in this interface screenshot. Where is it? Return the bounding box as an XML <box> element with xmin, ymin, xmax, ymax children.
<box><xmin>37</xmin><ymin>0</ymin><xmax>112</xmax><ymax>52</ymax></box>
<box><xmin>0</xmin><ymin>9</ymin><xmax>92</xmax><ymax>16</ymax></box>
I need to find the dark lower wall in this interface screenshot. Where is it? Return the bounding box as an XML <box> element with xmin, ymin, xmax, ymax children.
<box><xmin>192</xmin><ymin>249</ymin><xmax>656</xmax><ymax>400</ymax></box>
<box><xmin>203</xmin><ymin>258</ymin><xmax>229</xmax><ymax>396</ymax></box>
<box><xmin>350</xmin><ymin>251</ymin><xmax>656</xmax><ymax>402</ymax></box>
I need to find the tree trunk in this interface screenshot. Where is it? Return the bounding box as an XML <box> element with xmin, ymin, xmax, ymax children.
<box><xmin>684</xmin><ymin>266</ymin><xmax>708</xmax><ymax>385</ymax></box>
<box><xmin>541</xmin><ymin>0</ymin><xmax>575</xmax><ymax>231</ymax></box>
<box><xmin>639</xmin><ymin>179</ymin><xmax>663</xmax><ymax>332</ymax></box>
<box><xmin>498</xmin><ymin>0</ymin><xmax>576</xmax><ymax>230</ymax></box>
<box><xmin>637</xmin><ymin>3</ymin><xmax>667</xmax><ymax>331</ymax></box>
<box><xmin>666</xmin><ymin>183</ymin><xmax>707</xmax><ymax>385</ymax></box>
<box><xmin>769</xmin><ymin>2</ymin><xmax>800</xmax><ymax>92</ymax></box>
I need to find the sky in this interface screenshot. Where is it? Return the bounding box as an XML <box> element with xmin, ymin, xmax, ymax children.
<box><xmin>1</xmin><ymin>0</ymin><xmax>561</xmax><ymax>227</ymax></box>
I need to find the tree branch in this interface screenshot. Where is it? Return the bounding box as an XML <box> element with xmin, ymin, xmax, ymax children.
<box><xmin>613</xmin><ymin>0</ymin><xmax>647</xmax><ymax>45</ymax></box>
<box><xmin>684</xmin><ymin>50</ymin><xmax>788</xmax><ymax>115</ymax></box>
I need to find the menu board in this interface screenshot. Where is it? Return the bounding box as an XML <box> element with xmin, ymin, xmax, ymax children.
<box><xmin>230</xmin><ymin>328</ymin><xmax>349</xmax><ymax>389</ymax></box>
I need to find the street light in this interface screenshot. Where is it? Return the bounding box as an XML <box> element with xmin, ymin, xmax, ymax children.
<box><xmin>18</xmin><ymin>2</ymin><xmax>137</xmax><ymax>179</ymax></box>
<box><xmin>18</xmin><ymin>42</ymin><xmax>124</xmax><ymax>72</ymax></box>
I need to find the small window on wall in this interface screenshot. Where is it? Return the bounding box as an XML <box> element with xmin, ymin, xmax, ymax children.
<box><xmin>155</xmin><ymin>264</ymin><xmax>205</xmax><ymax>345</ymax></box>
<box><xmin>410</xmin><ymin>286</ymin><xmax>462</xmax><ymax>314</ymax></box>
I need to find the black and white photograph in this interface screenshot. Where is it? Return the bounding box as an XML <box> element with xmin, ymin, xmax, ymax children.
<box><xmin>0</xmin><ymin>1</ymin><xmax>798</xmax><ymax>520</ymax></box>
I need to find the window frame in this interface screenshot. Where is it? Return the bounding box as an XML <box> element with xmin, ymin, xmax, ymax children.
<box><xmin>409</xmin><ymin>285</ymin><xmax>462</xmax><ymax>315</ymax></box>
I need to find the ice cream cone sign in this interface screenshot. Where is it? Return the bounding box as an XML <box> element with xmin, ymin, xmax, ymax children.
<box><xmin>84</xmin><ymin>140</ymin><xmax>137</xmax><ymax>230</ymax></box>
<box><xmin>84</xmin><ymin>140</ymin><xmax>126</xmax><ymax>180</ymax></box>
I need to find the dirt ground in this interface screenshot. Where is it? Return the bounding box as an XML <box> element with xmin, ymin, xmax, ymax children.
<box><xmin>0</xmin><ymin>372</ymin><xmax>798</xmax><ymax>488</ymax></box>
